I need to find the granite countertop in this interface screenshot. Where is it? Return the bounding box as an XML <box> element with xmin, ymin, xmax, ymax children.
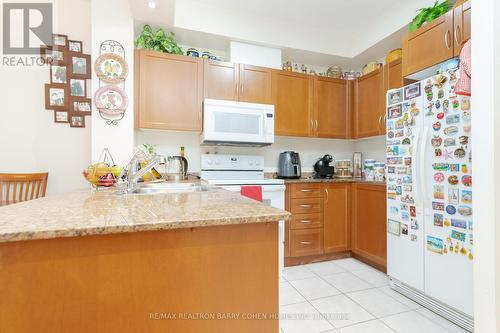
<box><xmin>0</xmin><ymin>186</ymin><xmax>290</xmax><ymax>244</ymax></box>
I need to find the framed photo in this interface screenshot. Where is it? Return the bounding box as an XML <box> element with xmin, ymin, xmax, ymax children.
<box><xmin>387</xmin><ymin>88</ymin><xmax>403</xmax><ymax>106</ymax></box>
<box><xmin>40</xmin><ymin>46</ymin><xmax>67</xmax><ymax>65</ymax></box>
<box><xmin>388</xmin><ymin>104</ymin><xmax>403</xmax><ymax>119</ymax></box>
<box><xmin>69</xmin><ymin>53</ymin><xmax>91</xmax><ymax>79</ymax></box>
<box><xmin>69</xmin><ymin>114</ymin><xmax>85</xmax><ymax>128</ymax></box>
<box><xmin>404</xmin><ymin>82</ymin><xmax>421</xmax><ymax>100</ymax></box>
<box><xmin>68</xmin><ymin>40</ymin><xmax>82</xmax><ymax>53</ymax></box>
<box><xmin>50</xmin><ymin>65</ymin><xmax>67</xmax><ymax>83</ymax></box>
<box><xmin>70</xmin><ymin>78</ymin><xmax>86</xmax><ymax>97</ymax></box>
<box><xmin>388</xmin><ymin>219</ymin><xmax>401</xmax><ymax>236</ymax></box>
<box><xmin>54</xmin><ymin>111</ymin><xmax>69</xmax><ymax>123</ymax></box>
<box><xmin>45</xmin><ymin>83</ymin><xmax>69</xmax><ymax>110</ymax></box>
<box><xmin>53</xmin><ymin>34</ymin><xmax>68</xmax><ymax>48</ymax></box>
<box><xmin>70</xmin><ymin>97</ymin><xmax>92</xmax><ymax>115</ymax></box>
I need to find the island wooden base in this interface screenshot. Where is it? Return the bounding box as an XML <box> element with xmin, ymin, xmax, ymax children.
<box><xmin>0</xmin><ymin>222</ymin><xmax>279</xmax><ymax>333</ymax></box>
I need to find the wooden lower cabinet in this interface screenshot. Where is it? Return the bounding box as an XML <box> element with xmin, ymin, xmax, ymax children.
<box><xmin>323</xmin><ymin>183</ymin><xmax>351</xmax><ymax>253</ymax></box>
<box><xmin>351</xmin><ymin>183</ymin><xmax>387</xmax><ymax>271</ymax></box>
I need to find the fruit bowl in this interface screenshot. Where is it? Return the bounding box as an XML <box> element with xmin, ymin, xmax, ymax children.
<box><xmin>83</xmin><ymin>163</ymin><xmax>123</xmax><ymax>188</ymax></box>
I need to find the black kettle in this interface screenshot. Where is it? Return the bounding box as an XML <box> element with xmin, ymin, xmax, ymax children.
<box><xmin>314</xmin><ymin>155</ymin><xmax>335</xmax><ymax>178</ymax></box>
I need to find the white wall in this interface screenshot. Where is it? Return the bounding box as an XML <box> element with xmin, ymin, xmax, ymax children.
<box><xmin>136</xmin><ymin>130</ymin><xmax>386</xmax><ymax>174</ymax></box>
<box><xmin>471</xmin><ymin>0</ymin><xmax>500</xmax><ymax>331</ymax></box>
<box><xmin>229</xmin><ymin>42</ymin><xmax>282</xmax><ymax>69</ymax></box>
<box><xmin>91</xmin><ymin>0</ymin><xmax>134</xmax><ymax>165</ymax></box>
<box><xmin>0</xmin><ymin>0</ymin><xmax>91</xmax><ymax>195</ymax></box>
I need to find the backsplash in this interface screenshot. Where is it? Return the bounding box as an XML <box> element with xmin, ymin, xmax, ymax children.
<box><xmin>136</xmin><ymin>130</ymin><xmax>385</xmax><ymax>173</ymax></box>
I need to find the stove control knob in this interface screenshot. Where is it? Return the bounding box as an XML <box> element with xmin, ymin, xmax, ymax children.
<box><xmin>255</xmin><ymin>160</ymin><xmax>261</xmax><ymax>166</ymax></box>
<box><xmin>248</xmin><ymin>159</ymin><xmax>254</xmax><ymax>166</ymax></box>
<box><xmin>207</xmin><ymin>159</ymin><xmax>213</xmax><ymax>165</ymax></box>
<box><xmin>215</xmin><ymin>159</ymin><xmax>220</xmax><ymax>165</ymax></box>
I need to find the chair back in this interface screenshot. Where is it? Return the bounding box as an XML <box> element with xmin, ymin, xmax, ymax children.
<box><xmin>0</xmin><ymin>173</ymin><xmax>48</xmax><ymax>206</ymax></box>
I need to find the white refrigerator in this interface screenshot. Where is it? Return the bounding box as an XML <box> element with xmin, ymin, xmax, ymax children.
<box><xmin>385</xmin><ymin>68</ymin><xmax>473</xmax><ymax>331</ymax></box>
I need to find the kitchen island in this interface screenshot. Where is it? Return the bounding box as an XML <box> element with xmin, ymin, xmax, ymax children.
<box><xmin>0</xmin><ymin>186</ymin><xmax>290</xmax><ymax>333</ymax></box>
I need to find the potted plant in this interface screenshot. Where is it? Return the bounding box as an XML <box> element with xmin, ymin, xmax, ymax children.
<box><xmin>409</xmin><ymin>0</ymin><xmax>455</xmax><ymax>32</ymax></box>
<box><xmin>135</xmin><ymin>24</ymin><xmax>183</xmax><ymax>55</ymax></box>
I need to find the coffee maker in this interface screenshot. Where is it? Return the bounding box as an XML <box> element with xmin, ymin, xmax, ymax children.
<box><xmin>313</xmin><ymin>155</ymin><xmax>335</xmax><ymax>178</ymax></box>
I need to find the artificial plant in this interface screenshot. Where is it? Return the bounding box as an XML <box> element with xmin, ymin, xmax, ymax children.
<box><xmin>409</xmin><ymin>0</ymin><xmax>454</xmax><ymax>32</ymax></box>
<box><xmin>135</xmin><ymin>24</ymin><xmax>183</xmax><ymax>55</ymax></box>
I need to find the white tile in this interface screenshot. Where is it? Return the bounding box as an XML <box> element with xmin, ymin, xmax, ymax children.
<box><xmin>333</xmin><ymin>258</ymin><xmax>371</xmax><ymax>271</ymax></box>
<box><xmin>351</xmin><ymin>268</ymin><xmax>389</xmax><ymax>287</ymax></box>
<box><xmin>322</xmin><ymin>272</ymin><xmax>374</xmax><ymax>293</ymax></box>
<box><xmin>338</xmin><ymin>319</ymin><xmax>394</xmax><ymax>333</ymax></box>
<box><xmin>280</xmin><ymin>301</ymin><xmax>334</xmax><ymax>333</ymax></box>
<box><xmin>305</xmin><ymin>261</ymin><xmax>346</xmax><ymax>276</ymax></box>
<box><xmin>346</xmin><ymin>288</ymin><xmax>410</xmax><ymax>318</ymax></box>
<box><xmin>310</xmin><ymin>294</ymin><xmax>374</xmax><ymax>328</ymax></box>
<box><xmin>381</xmin><ymin>311</ymin><xmax>449</xmax><ymax>333</ymax></box>
<box><xmin>283</xmin><ymin>265</ymin><xmax>317</xmax><ymax>281</ymax></box>
<box><xmin>280</xmin><ymin>281</ymin><xmax>306</xmax><ymax>306</ymax></box>
<box><xmin>416</xmin><ymin>308</ymin><xmax>469</xmax><ymax>333</ymax></box>
<box><xmin>289</xmin><ymin>276</ymin><xmax>341</xmax><ymax>300</ymax></box>
<box><xmin>377</xmin><ymin>286</ymin><xmax>422</xmax><ymax>310</ymax></box>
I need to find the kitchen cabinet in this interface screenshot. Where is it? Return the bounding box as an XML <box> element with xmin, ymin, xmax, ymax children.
<box><xmin>453</xmin><ymin>1</ymin><xmax>471</xmax><ymax>57</ymax></box>
<box><xmin>384</xmin><ymin>59</ymin><xmax>404</xmax><ymax>91</ymax></box>
<box><xmin>313</xmin><ymin>77</ymin><xmax>351</xmax><ymax>139</ymax></box>
<box><xmin>272</xmin><ymin>71</ymin><xmax>314</xmax><ymax>137</ymax></box>
<box><xmin>323</xmin><ymin>183</ymin><xmax>351</xmax><ymax>253</ymax></box>
<box><xmin>353</xmin><ymin>68</ymin><xmax>385</xmax><ymax>138</ymax></box>
<box><xmin>203</xmin><ymin>61</ymin><xmax>272</xmax><ymax>104</ymax></box>
<box><xmin>135</xmin><ymin>49</ymin><xmax>203</xmax><ymax>131</ymax></box>
<box><xmin>351</xmin><ymin>183</ymin><xmax>387</xmax><ymax>271</ymax></box>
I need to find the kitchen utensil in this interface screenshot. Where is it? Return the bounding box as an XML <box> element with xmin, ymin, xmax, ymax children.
<box><xmin>166</xmin><ymin>155</ymin><xmax>188</xmax><ymax>181</ymax></box>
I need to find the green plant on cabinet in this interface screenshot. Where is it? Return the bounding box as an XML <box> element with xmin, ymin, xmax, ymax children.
<box><xmin>409</xmin><ymin>0</ymin><xmax>454</xmax><ymax>32</ymax></box>
<box><xmin>135</xmin><ymin>24</ymin><xmax>183</xmax><ymax>55</ymax></box>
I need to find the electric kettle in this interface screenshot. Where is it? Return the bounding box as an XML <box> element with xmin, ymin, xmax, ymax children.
<box><xmin>166</xmin><ymin>156</ymin><xmax>188</xmax><ymax>181</ymax></box>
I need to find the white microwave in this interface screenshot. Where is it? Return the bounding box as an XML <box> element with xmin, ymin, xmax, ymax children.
<box><xmin>201</xmin><ymin>99</ymin><xmax>275</xmax><ymax>146</ymax></box>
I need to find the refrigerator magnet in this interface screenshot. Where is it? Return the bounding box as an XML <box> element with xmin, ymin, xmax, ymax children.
<box><xmin>448</xmin><ymin>175</ymin><xmax>459</xmax><ymax>185</ymax></box>
<box><xmin>461</xmin><ymin>190</ymin><xmax>472</xmax><ymax>204</ymax></box>
<box><xmin>401</xmin><ymin>224</ymin><xmax>409</xmax><ymax>235</ymax></box>
<box><xmin>434</xmin><ymin>213</ymin><xmax>444</xmax><ymax>227</ymax></box>
<box><xmin>387</xmin><ymin>89</ymin><xmax>403</xmax><ymax>105</ymax></box>
<box><xmin>446</xmin><ymin>114</ymin><xmax>460</xmax><ymax>124</ymax></box>
<box><xmin>444</xmin><ymin>138</ymin><xmax>456</xmax><ymax>147</ymax></box>
<box><xmin>446</xmin><ymin>205</ymin><xmax>457</xmax><ymax>215</ymax></box>
<box><xmin>387</xmin><ymin>219</ymin><xmax>401</xmax><ymax>236</ymax></box>
<box><xmin>434</xmin><ymin>185</ymin><xmax>445</xmax><ymax>199</ymax></box>
<box><xmin>410</xmin><ymin>219</ymin><xmax>419</xmax><ymax>230</ymax></box>
<box><xmin>444</xmin><ymin>126</ymin><xmax>459</xmax><ymax>136</ymax></box>
<box><xmin>444</xmin><ymin>149</ymin><xmax>454</xmax><ymax>160</ymax></box>
<box><xmin>433</xmin><ymin>122</ymin><xmax>441</xmax><ymax>131</ymax></box>
<box><xmin>410</xmin><ymin>206</ymin><xmax>416</xmax><ymax>217</ymax></box>
<box><xmin>451</xmin><ymin>219</ymin><xmax>467</xmax><ymax>229</ymax></box>
<box><xmin>458</xmin><ymin>206</ymin><xmax>472</xmax><ymax>216</ymax></box>
<box><xmin>448</xmin><ymin>189</ymin><xmax>460</xmax><ymax>204</ymax></box>
<box><xmin>454</xmin><ymin>148</ymin><xmax>466</xmax><ymax>158</ymax></box>
<box><xmin>404</xmin><ymin>83</ymin><xmax>421</xmax><ymax>99</ymax></box>
<box><xmin>427</xmin><ymin>236</ymin><xmax>444</xmax><ymax>254</ymax></box>
<box><xmin>432</xmin><ymin>201</ymin><xmax>445</xmax><ymax>211</ymax></box>
<box><xmin>462</xmin><ymin>175</ymin><xmax>472</xmax><ymax>187</ymax></box>
<box><xmin>388</xmin><ymin>105</ymin><xmax>402</xmax><ymax>119</ymax></box>
<box><xmin>435</xmin><ymin>149</ymin><xmax>442</xmax><ymax>157</ymax></box>
<box><xmin>449</xmin><ymin>163</ymin><xmax>460</xmax><ymax>172</ymax></box>
<box><xmin>431</xmin><ymin>136</ymin><xmax>443</xmax><ymax>147</ymax></box>
<box><xmin>411</xmin><ymin>234</ymin><xmax>417</xmax><ymax>242</ymax></box>
<box><xmin>451</xmin><ymin>230</ymin><xmax>466</xmax><ymax>242</ymax></box>
<box><xmin>434</xmin><ymin>172</ymin><xmax>445</xmax><ymax>182</ymax></box>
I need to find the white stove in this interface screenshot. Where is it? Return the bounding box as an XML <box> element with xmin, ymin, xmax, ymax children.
<box><xmin>200</xmin><ymin>154</ymin><xmax>286</xmax><ymax>274</ymax></box>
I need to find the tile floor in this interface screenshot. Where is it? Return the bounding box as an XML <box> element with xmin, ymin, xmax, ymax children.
<box><xmin>280</xmin><ymin>258</ymin><xmax>468</xmax><ymax>333</ymax></box>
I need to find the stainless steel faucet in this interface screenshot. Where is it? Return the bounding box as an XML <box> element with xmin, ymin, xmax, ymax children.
<box><xmin>117</xmin><ymin>148</ymin><xmax>166</xmax><ymax>193</ymax></box>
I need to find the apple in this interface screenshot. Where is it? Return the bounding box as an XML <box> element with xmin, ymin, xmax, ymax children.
<box><xmin>111</xmin><ymin>165</ymin><xmax>124</xmax><ymax>178</ymax></box>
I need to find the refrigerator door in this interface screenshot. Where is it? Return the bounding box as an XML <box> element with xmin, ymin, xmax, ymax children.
<box><xmin>422</xmin><ymin>69</ymin><xmax>473</xmax><ymax>316</ymax></box>
<box><xmin>386</xmin><ymin>83</ymin><xmax>425</xmax><ymax>292</ymax></box>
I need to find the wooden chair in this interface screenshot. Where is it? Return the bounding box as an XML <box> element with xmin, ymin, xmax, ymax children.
<box><xmin>0</xmin><ymin>173</ymin><xmax>48</xmax><ymax>206</ymax></box>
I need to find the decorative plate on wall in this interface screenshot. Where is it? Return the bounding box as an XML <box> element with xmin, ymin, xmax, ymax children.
<box><xmin>94</xmin><ymin>85</ymin><xmax>128</xmax><ymax>115</ymax></box>
<box><xmin>94</xmin><ymin>53</ymin><xmax>128</xmax><ymax>84</ymax></box>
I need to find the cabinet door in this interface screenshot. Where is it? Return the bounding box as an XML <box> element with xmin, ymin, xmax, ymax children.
<box><xmin>239</xmin><ymin>64</ymin><xmax>272</xmax><ymax>104</ymax></box>
<box><xmin>314</xmin><ymin>77</ymin><xmax>350</xmax><ymax>139</ymax></box>
<box><xmin>323</xmin><ymin>184</ymin><xmax>351</xmax><ymax>253</ymax></box>
<box><xmin>272</xmin><ymin>71</ymin><xmax>313</xmax><ymax>137</ymax></box>
<box><xmin>284</xmin><ymin>185</ymin><xmax>291</xmax><ymax>258</ymax></box>
<box><xmin>354</xmin><ymin>68</ymin><xmax>384</xmax><ymax>138</ymax></box>
<box><xmin>204</xmin><ymin>60</ymin><xmax>239</xmax><ymax>101</ymax></box>
<box><xmin>352</xmin><ymin>184</ymin><xmax>387</xmax><ymax>270</ymax></box>
<box><xmin>136</xmin><ymin>50</ymin><xmax>203</xmax><ymax>131</ymax></box>
<box><xmin>384</xmin><ymin>59</ymin><xmax>403</xmax><ymax>91</ymax></box>
<box><xmin>402</xmin><ymin>11</ymin><xmax>454</xmax><ymax>76</ymax></box>
<box><xmin>453</xmin><ymin>1</ymin><xmax>471</xmax><ymax>56</ymax></box>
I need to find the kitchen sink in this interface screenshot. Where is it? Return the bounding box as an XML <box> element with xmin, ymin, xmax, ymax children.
<box><xmin>131</xmin><ymin>182</ymin><xmax>212</xmax><ymax>194</ymax></box>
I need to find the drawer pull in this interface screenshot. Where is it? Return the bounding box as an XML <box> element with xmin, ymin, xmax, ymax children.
<box><xmin>299</xmin><ymin>220</ymin><xmax>312</xmax><ymax>223</ymax></box>
<box><xmin>300</xmin><ymin>241</ymin><xmax>313</xmax><ymax>245</ymax></box>
<box><xmin>300</xmin><ymin>189</ymin><xmax>313</xmax><ymax>192</ymax></box>
<box><xmin>299</xmin><ymin>204</ymin><xmax>313</xmax><ymax>208</ymax></box>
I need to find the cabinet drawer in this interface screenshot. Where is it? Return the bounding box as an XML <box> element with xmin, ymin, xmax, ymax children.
<box><xmin>290</xmin><ymin>213</ymin><xmax>322</xmax><ymax>230</ymax></box>
<box><xmin>290</xmin><ymin>198</ymin><xmax>321</xmax><ymax>214</ymax></box>
<box><xmin>290</xmin><ymin>183</ymin><xmax>322</xmax><ymax>199</ymax></box>
<box><xmin>290</xmin><ymin>228</ymin><xmax>323</xmax><ymax>257</ymax></box>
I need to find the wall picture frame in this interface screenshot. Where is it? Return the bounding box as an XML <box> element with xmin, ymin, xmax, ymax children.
<box><xmin>68</xmin><ymin>40</ymin><xmax>82</xmax><ymax>53</ymax></box>
<box><xmin>54</xmin><ymin>111</ymin><xmax>69</xmax><ymax>123</ymax></box>
<box><xmin>50</xmin><ymin>64</ymin><xmax>67</xmax><ymax>84</ymax></box>
<box><xmin>70</xmin><ymin>97</ymin><xmax>92</xmax><ymax>115</ymax></box>
<box><xmin>69</xmin><ymin>52</ymin><xmax>91</xmax><ymax>79</ymax></box>
<box><xmin>70</xmin><ymin>78</ymin><xmax>86</xmax><ymax>97</ymax></box>
<box><xmin>40</xmin><ymin>46</ymin><xmax>67</xmax><ymax>65</ymax></box>
<box><xmin>53</xmin><ymin>34</ymin><xmax>68</xmax><ymax>48</ymax></box>
<box><xmin>69</xmin><ymin>114</ymin><xmax>85</xmax><ymax>128</ymax></box>
<box><xmin>45</xmin><ymin>83</ymin><xmax>69</xmax><ymax>111</ymax></box>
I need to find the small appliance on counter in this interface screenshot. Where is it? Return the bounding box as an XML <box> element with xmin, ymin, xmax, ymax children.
<box><xmin>165</xmin><ymin>155</ymin><xmax>188</xmax><ymax>181</ymax></box>
<box><xmin>335</xmin><ymin>159</ymin><xmax>352</xmax><ymax>178</ymax></box>
<box><xmin>277</xmin><ymin>151</ymin><xmax>301</xmax><ymax>179</ymax></box>
<box><xmin>313</xmin><ymin>154</ymin><xmax>335</xmax><ymax>179</ymax></box>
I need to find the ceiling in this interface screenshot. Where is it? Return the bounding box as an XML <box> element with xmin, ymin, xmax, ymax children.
<box><xmin>130</xmin><ymin>0</ymin><xmax>436</xmax><ymax>67</ymax></box>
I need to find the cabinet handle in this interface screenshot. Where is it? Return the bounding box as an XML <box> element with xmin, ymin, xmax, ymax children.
<box><xmin>299</xmin><ymin>220</ymin><xmax>312</xmax><ymax>224</ymax></box>
<box><xmin>315</xmin><ymin>120</ymin><xmax>318</xmax><ymax>130</ymax></box>
<box><xmin>378</xmin><ymin>115</ymin><xmax>382</xmax><ymax>129</ymax></box>
<box><xmin>310</xmin><ymin>119</ymin><xmax>314</xmax><ymax>131</ymax></box>
<box><xmin>300</xmin><ymin>204</ymin><xmax>313</xmax><ymax>208</ymax></box>
<box><xmin>300</xmin><ymin>189</ymin><xmax>313</xmax><ymax>192</ymax></box>
<box><xmin>325</xmin><ymin>188</ymin><xmax>329</xmax><ymax>203</ymax></box>
<box><xmin>454</xmin><ymin>25</ymin><xmax>462</xmax><ymax>46</ymax></box>
<box><xmin>300</xmin><ymin>241</ymin><xmax>313</xmax><ymax>245</ymax></box>
<box><xmin>235</xmin><ymin>83</ymin><xmax>238</xmax><ymax>98</ymax></box>
<box><xmin>445</xmin><ymin>30</ymin><xmax>451</xmax><ymax>49</ymax></box>
<box><xmin>240</xmin><ymin>83</ymin><xmax>244</xmax><ymax>97</ymax></box>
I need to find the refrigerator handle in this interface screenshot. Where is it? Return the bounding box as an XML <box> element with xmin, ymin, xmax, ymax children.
<box><xmin>412</xmin><ymin>129</ymin><xmax>421</xmax><ymax>205</ymax></box>
<box><xmin>419</xmin><ymin>123</ymin><xmax>431</xmax><ymax>212</ymax></box>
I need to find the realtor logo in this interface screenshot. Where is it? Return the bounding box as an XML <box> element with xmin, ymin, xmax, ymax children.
<box><xmin>2</xmin><ymin>2</ymin><xmax>53</xmax><ymax>54</ymax></box>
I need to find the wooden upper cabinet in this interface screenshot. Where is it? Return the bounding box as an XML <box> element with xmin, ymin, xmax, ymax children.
<box><xmin>351</xmin><ymin>183</ymin><xmax>387</xmax><ymax>271</ymax></box>
<box><xmin>135</xmin><ymin>50</ymin><xmax>203</xmax><ymax>131</ymax></box>
<box><xmin>354</xmin><ymin>68</ymin><xmax>385</xmax><ymax>138</ymax></box>
<box><xmin>272</xmin><ymin>71</ymin><xmax>313</xmax><ymax>137</ymax></box>
<box><xmin>402</xmin><ymin>11</ymin><xmax>454</xmax><ymax>76</ymax></box>
<box><xmin>384</xmin><ymin>59</ymin><xmax>403</xmax><ymax>91</ymax></box>
<box><xmin>313</xmin><ymin>77</ymin><xmax>350</xmax><ymax>139</ymax></box>
<box><xmin>323</xmin><ymin>183</ymin><xmax>351</xmax><ymax>253</ymax></box>
<box><xmin>203</xmin><ymin>60</ymin><xmax>239</xmax><ymax>101</ymax></box>
<box><xmin>453</xmin><ymin>1</ymin><xmax>471</xmax><ymax>56</ymax></box>
<box><xmin>239</xmin><ymin>64</ymin><xmax>272</xmax><ymax>104</ymax></box>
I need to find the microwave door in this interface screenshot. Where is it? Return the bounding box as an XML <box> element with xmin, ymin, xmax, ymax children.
<box><xmin>205</xmin><ymin>110</ymin><xmax>265</xmax><ymax>143</ymax></box>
